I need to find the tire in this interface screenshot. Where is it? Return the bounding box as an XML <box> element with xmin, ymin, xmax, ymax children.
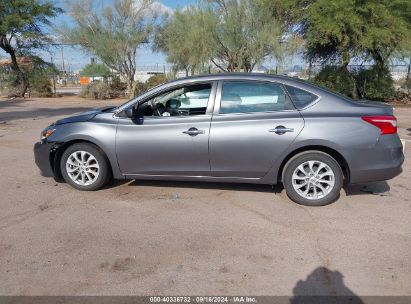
<box><xmin>60</xmin><ymin>143</ymin><xmax>111</xmax><ymax>191</ymax></box>
<box><xmin>283</xmin><ymin>151</ymin><xmax>343</xmax><ymax>206</ymax></box>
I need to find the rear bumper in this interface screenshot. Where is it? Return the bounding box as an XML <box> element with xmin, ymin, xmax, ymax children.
<box><xmin>33</xmin><ymin>142</ymin><xmax>55</xmax><ymax>177</ymax></box>
<box><xmin>348</xmin><ymin>135</ymin><xmax>404</xmax><ymax>184</ymax></box>
<box><xmin>350</xmin><ymin>162</ymin><xmax>403</xmax><ymax>184</ymax></box>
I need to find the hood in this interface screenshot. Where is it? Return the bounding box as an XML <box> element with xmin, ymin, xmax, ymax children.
<box><xmin>54</xmin><ymin>106</ymin><xmax>115</xmax><ymax>125</ymax></box>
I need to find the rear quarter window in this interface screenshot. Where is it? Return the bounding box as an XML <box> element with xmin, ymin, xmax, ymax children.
<box><xmin>285</xmin><ymin>85</ymin><xmax>318</xmax><ymax>109</ymax></box>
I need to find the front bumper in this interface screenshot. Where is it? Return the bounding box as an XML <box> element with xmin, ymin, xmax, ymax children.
<box><xmin>33</xmin><ymin>142</ymin><xmax>55</xmax><ymax>177</ymax></box>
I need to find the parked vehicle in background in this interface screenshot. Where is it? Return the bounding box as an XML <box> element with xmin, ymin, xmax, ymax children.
<box><xmin>34</xmin><ymin>74</ymin><xmax>404</xmax><ymax>206</ymax></box>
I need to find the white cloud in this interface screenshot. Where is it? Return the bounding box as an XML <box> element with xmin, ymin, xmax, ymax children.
<box><xmin>134</xmin><ymin>0</ymin><xmax>174</xmax><ymax>17</ymax></box>
<box><xmin>150</xmin><ymin>1</ymin><xmax>174</xmax><ymax>16</ymax></box>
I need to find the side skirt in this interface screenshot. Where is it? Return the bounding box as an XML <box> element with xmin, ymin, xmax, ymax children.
<box><xmin>122</xmin><ymin>174</ymin><xmax>275</xmax><ymax>185</ymax></box>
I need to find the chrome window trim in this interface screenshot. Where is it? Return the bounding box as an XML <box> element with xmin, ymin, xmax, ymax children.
<box><xmin>213</xmin><ymin>79</ymin><xmax>299</xmax><ymax>116</ymax></box>
<box><xmin>113</xmin><ymin>81</ymin><xmax>217</xmax><ymax>120</ymax></box>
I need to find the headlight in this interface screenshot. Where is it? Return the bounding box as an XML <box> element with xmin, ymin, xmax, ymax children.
<box><xmin>41</xmin><ymin>128</ymin><xmax>56</xmax><ymax>140</ymax></box>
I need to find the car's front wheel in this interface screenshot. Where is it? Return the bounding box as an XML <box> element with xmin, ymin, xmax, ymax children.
<box><xmin>60</xmin><ymin>143</ymin><xmax>111</xmax><ymax>191</ymax></box>
<box><xmin>283</xmin><ymin>151</ymin><xmax>343</xmax><ymax>206</ymax></box>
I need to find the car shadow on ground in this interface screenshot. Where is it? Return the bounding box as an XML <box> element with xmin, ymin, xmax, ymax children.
<box><xmin>344</xmin><ymin>181</ymin><xmax>390</xmax><ymax>197</ymax></box>
<box><xmin>107</xmin><ymin>179</ymin><xmax>390</xmax><ymax>198</ymax></box>
<box><xmin>407</xmin><ymin>128</ymin><xmax>411</xmax><ymax>136</ymax></box>
<box><xmin>107</xmin><ymin>179</ymin><xmax>283</xmax><ymax>194</ymax></box>
<box><xmin>290</xmin><ymin>267</ymin><xmax>364</xmax><ymax>303</ymax></box>
<box><xmin>0</xmin><ymin>98</ymin><xmax>28</xmax><ymax>109</ymax></box>
<box><xmin>0</xmin><ymin>107</ymin><xmax>93</xmax><ymax>123</ymax></box>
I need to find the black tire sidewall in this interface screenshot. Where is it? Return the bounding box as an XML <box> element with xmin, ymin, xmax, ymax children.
<box><xmin>283</xmin><ymin>152</ymin><xmax>343</xmax><ymax>206</ymax></box>
<box><xmin>60</xmin><ymin>143</ymin><xmax>110</xmax><ymax>191</ymax></box>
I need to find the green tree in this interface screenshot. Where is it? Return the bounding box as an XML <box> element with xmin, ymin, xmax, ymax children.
<box><xmin>262</xmin><ymin>0</ymin><xmax>411</xmax><ymax>98</ymax></box>
<box><xmin>0</xmin><ymin>0</ymin><xmax>61</xmax><ymax>97</ymax></box>
<box><xmin>154</xmin><ymin>9</ymin><xmax>209</xmax><ymax>76</ymax></box>
<box><xmin>80</xmin><ymin>63</ymin><xmax>111</xmax><ymax>78</ymax></box>
<box><xmin>60</xmin><ymin>0</ymin><xmax>156</xmax><ymax>98</ymax></box>
<box><xmin>156</xmin><ymin>0</ymin><xmax>289</xmax><ymax>73</ymax></box>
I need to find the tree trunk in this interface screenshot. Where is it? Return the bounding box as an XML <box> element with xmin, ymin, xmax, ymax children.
<box><xmin>0</xmin><ymin>36</ymin><xmax>28</xmax><ymax>97</ymax></box>
<box><xmin>128</xmin><ymin>78</ymin><xmax>136</xmax><ymax>99</ymax></box>
<box><xmin>341</xmin><ymin>52</ymin><xmax>359</xmax><ymax>99</ymax></box>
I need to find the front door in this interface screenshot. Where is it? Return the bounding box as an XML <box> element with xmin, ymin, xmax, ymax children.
<box><xmin>209</xmin><ymin>80</ymin><xmax>305</xmax><ymax>178</ymax></box>
<box><xmin>116</xmin><ymin>82</ymin><xmax>216</xmax><ymax>176</ymax></box>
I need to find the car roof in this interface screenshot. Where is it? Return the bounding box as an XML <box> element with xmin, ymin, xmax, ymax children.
<box><xmin>164</xmin><ymin>73</ymin><xmax>325</xmax><ymax>94</ymax></box>
<box><xmin>117</xmin><ymin>73</ymin><xmax>350</xmax><ymax>112</ymax></box>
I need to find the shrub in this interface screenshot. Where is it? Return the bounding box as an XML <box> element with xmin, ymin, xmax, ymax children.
<box><xmin>133</xmin><ymin>81</ymin><xmax>146</xmax><ymax>96</ymax></box>
<box><xmin>356</xmin><ymin>65</ymin><xmax>394</xmax><ymax>101</ymax></box>
<box><xmin>133</xmin><ymin>74</ymin><xmax>168</xmax><ymax>97</ymax></box>
<box><xmin>403</xmin><ymin>77</ymin><xmax>411</xmax><ymax>90</ymax></box>
<box><xmin>0</xmin><ymin>70</ymin><xmax>21</xmax><ymax>96</ymax></box>
<box><xmin>145</xmin><ymin>74</ymin><xmax>168</xmax><ymax>90</ymax></box>
<box><xmin>109</xmin><ymin>77</ymin><xmax>127</xmax><ymax>97</ymax></box>
<box><xmin>79</xmin><ymin>81</ymin><xmax>112</xmax><ymax>99</ymax></box>
<box><xmin>313</xmin><ymin>65</ymin><xmax>395</xmax><ymax>101</ymax></box>
<box><xmin>313</xmin><ymin>66</ymin><xmax>356</xmax><ymax>97</ymax></box>
<box><xmin>30</xmin><ymin>75</ymin><xmax>53</xmax><ymax>97</ymax></box>
<box><xmin>110</xmin><ymin>77</ymin><xmax>127</xmax><ymax>91</ymax></box>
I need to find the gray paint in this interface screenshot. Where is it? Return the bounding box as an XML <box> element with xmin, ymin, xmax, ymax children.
<box><xmin>42</xmin><ymin>73</ymin><xmax>404</xmax><ymax>185</ymax></box>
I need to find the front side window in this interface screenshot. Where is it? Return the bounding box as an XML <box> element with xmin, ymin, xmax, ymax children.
<box><xmin>285</xmin><ymin>85</ymin><xmax>318</xmax><ymax>109</ymax></box>
<box><xmin>142</xmin><ymin>83</ymin><xmax>211</xmax><ymax>117</ymax></box>
<box><xmin>219</xmin><ymin>81</ymin><xmax>292</xmax><ymax>114</ymax></box>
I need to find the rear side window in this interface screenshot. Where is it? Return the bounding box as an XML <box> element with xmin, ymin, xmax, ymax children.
<box><xmin>220</xmin><ymin>81</ymin><xmax>293</xmax><ymax>114</ymax></box>
<box><xmin>285</xmin><ymin>85</ymin><xmax>318</xmax><ymax>109</ymax></box>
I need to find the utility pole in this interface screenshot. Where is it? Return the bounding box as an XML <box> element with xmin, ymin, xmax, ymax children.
<box><xmin>51</xmin><ymin>55</ymin><xmax>56</xmax><ymax>96</ymax></box>
<box><xmin>61</xmin><ymin>46</ymin><xmax>65</xmax><ymax>73</ymax></box>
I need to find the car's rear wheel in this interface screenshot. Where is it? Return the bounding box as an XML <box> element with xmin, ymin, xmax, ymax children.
<box><xmin>283</xmin><ymin>151</ymin><xmax>343</xmax><ymax>206</ymax></box>
<box><xmin>60</xmin><ymin>143</ymin><xmax>111</xmax><ymax>191</ymax></box>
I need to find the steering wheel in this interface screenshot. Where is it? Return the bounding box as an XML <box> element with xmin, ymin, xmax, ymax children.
<box><xmin>152</xmin><ymin>101</ymin><xmax>166</xmax><ymax>116</ymax></box>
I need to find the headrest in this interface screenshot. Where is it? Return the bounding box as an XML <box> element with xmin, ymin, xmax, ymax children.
<box><xmin>166</xmin><ymin>99</ymin><xmax>181</xmax><ymax>109</ymax></box>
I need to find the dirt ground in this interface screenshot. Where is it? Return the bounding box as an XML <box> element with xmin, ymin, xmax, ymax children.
<box><xmin>0</xmin><ymin>96</ymin><xmax>410</xmax><ymax>296</ymax></box>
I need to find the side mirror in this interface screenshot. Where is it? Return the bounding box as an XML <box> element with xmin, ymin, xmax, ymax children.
<box><xmin>124</xmin><ymin>106</ymin><xmax>135</xmax><ymax>118</ymax></box>
<box><xmin>124</xmin><ymin>104</ymin><xmax>144</xmax><ymax>124</ymax></box>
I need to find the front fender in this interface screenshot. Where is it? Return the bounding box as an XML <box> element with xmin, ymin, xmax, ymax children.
<box><xmin>48</xmin><ymin>121</ymin><xmax>123</xmax><ymax>179</ymax></box>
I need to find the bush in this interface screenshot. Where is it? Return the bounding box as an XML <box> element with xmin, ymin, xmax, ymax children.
<box><xmin>79</xmin><ymin>81</ymin><xmax>112</xmax><ymax>99</ymax></box>
<box><xmin>30</xmin><ymin>75</ymin><xmax>53</xmax><ymax>97</ymax></box>
<box><xmin>403</xmin><ymin>77</ymin><xmax>411</xmax><ymax>90</ymax></box>
<box><xmin>133</xmin><ymin>74</ymin><xmax>168</xmax><ymax>97</ymax></box>
<box><xmin>133</xmin><ymin>81</ymin><xmax>146</xmax><ymax>96</ymax></box>
<box><xmin>356</xmin><ymin>65</ymin><xmax>394</xmax><ymax>101</ymax></box>
<box><xmin>313</xmin><ymin>65</ymin><xmax>395</xmax><ymax>101</ymax></box>
<box><xmin>109</xmin><ymin>77</ymin><xmax>127</xmax><ymax>97</ymax></box>
<box><xmin>313</xmin><ymin>66</ymin><xmax>356</xmax><ymax>97</ymax></box>
<box><xmin>0</xmin><ymin>70</ymin><xmax>21</xmax><ymax>96</ymax></box>
<box><xmin>110</xmin><ymin>77</ymin><xmax>127</xmax><ymax>91</ymax></box>
<box><xmin>145</xmin><ymin>74</ymin><xmax>168</xmax><ymax>90</ymax></box>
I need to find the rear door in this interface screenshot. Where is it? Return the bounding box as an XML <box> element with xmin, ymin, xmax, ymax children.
<box><xmin>209</xmin><ymin>80</ymin><xmax>305</xmax><ymax>178</ymax></box>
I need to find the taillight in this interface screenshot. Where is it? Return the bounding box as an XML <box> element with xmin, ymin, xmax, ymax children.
<box><xmin>362</xmin><ymin>115</ymin><xmax>397</xmax><ymax>135</ymax></box>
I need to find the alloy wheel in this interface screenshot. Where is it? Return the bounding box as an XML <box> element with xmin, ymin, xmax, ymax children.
<box><xmin>65</xmin><ymin>150</ymin><xmax>100</xmax><ymax>186</ymax></box>
<box><xmin>291</xmin><ymin>160</ymin><xmax>335</xmax><ymax>200</ymax></box>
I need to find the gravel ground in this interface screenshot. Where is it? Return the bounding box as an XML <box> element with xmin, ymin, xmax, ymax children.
<box><xmin>0</xmin><ymin>96</ymin><xmax>410</xmax><ymax>296</ymax></box>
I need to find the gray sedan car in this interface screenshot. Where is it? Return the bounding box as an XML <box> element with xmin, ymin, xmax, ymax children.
<box><xmin>34</xmin><ymin>73</ymin><xmax>404</xmax><ymax>206</ymax></box>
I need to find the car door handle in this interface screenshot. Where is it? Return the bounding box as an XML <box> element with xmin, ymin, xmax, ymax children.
<box><xmin>269</xmin><ymin>125</ymin><xmax>294</xmax><ymax>135</ymax></box>
<box><xmin>182</xmin><ymin>127</ymin><xmax>205</xmax><ymax>136</ymax></box>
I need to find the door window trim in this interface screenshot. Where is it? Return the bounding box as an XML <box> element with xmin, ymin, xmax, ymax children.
<box><xmin>213</xmin><ymin>79</ymin><xmax>298</xmax><ymax>116</ymax></box>
<box><xmin>114</xmin><ymin>81</ymin><xmax>217</xmax><ymax>119</ymax></box>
